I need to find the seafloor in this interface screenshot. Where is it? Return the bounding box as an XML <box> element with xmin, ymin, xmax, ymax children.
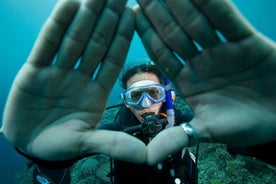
<box><xmin>16</xmin><ymin>97</ymin><xmax>276</xmax><ymax>184</ymax></box>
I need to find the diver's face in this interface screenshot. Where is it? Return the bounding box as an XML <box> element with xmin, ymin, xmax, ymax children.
<box><xmin>126</xmin><ymin>73</ymin><xmax>163</xmax><ymax>123</ymax></box>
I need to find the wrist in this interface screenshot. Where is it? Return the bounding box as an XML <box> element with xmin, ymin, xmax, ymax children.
<box><xmin>180</xmin><ymin>123</ymin><xmax>199</xmax><ymax>147</ymax></box>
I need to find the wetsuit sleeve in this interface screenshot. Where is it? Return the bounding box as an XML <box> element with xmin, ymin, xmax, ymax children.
<box><xmin>32</xmin><ymin>163</ymin><xmax>71</xmax><ymax>184</ymax></box>
<box><xmin>98</xmin><ymin>121</ymin><xmax>122</xmax><ymax>131</ymax></box>
<box><xmin>173</xmin><ymin>108</ymin><xmax>198</xmax><ymax>183</ymax></box>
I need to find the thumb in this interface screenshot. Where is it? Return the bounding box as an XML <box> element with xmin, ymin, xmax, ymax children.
<box><xmin>146</xmin><ymin>126</ymin><xmax>188</xmax><ymax>165</ymax></box>
<box><xmin>84</xmin><ymin>130</ymin><xmax>147</xmax><ymax>163</ymax></box>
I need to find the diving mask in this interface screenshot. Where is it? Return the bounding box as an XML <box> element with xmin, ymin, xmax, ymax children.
<box><xmin>122</xmin><ymin>80</ymin><xmax>166</xmax><ymax>109</ymax></box>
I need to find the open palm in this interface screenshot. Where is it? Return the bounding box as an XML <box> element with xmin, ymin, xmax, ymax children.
<box><xmin>136</xmin><ymin>0</ymin><xmax>276</xmax><ymax>164</ymax></box>
<box><xmin>2</xmin><ymin>0</ymin><xmax>146</xmax><ymax>163</ymax></box>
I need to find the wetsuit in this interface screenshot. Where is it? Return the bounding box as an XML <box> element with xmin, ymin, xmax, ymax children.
<box><xmin>227</xmin><ymin>141</ymin><xmax>276</xmax><ymax>166</ymax></box>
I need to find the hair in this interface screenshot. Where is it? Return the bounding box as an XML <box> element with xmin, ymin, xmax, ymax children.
<box><xmin>120</xmin><ymin>62</ymin><xmax>164</xmax><ymax>89</ymax></box>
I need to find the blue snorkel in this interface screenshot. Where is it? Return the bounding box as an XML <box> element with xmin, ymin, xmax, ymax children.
<box><xmin>164</xmin><ymin>77</ymin><xmax>175</xmax><ymax>128</ymax></box>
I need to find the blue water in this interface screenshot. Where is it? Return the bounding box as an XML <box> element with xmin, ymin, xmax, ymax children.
<box><xmin>0</xmin><ymin>0</ymin><xmax>275</xmax><ymax>183</ymax></box>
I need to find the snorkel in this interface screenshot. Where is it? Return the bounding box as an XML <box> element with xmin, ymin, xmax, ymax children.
<box><xmin>164</xmin><ymin>77</ymin><xmax>175</xmax><ymax>128</ymax></box>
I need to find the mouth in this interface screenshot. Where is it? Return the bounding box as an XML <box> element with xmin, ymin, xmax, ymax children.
<box><xmin>141</xmin><ymin>112</ymin><xmax>155</xmax><ymax>118</ymax></box>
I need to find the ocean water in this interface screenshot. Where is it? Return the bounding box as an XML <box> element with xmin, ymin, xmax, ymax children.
<box><xmin>0</xmin><ymin>0</ymin><xmax>275</xmax><ymax>183</ymax></box>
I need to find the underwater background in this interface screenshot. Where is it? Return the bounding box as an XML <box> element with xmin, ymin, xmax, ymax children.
<box><xmin>0</xmin><ymin>0</ymin><xmax>275</xmax><ymax>183</ymax></box>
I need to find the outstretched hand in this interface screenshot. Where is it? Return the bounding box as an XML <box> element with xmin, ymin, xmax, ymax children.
<box><xmin>2</xmin><ymin>0</ymin><xmax>276</xmax><ymax>167</ymax></box>
<box><xmin>1</xmin><ymin>0</ymin><xmax>146</xmax><ymax>163</ymax></box>
<box><xmin>136</xmin><ymin>0</ymin><xmax>276</xmax><ymax>164</ymax></box>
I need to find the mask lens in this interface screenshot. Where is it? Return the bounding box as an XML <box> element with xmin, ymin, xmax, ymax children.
<box><xmin>123</xmin><ymin>84</ymin><xmax>165</xmax><ymax>108</ymax></box>
<box><xmin>146</xmin><ymin>87</ymin><xmax>161</xmax><ymax>100</ymax></box>
<box><xmin>130</xmin><ymin>90</ymin><xmax>144</xmax><ymax>102</ymax></box>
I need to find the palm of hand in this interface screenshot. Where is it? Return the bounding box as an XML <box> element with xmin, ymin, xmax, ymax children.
<box><xmin>176</xmin><ymin>34</ymin><xmax>276</xmax><ymax>139</ymax></box>
<box><xmin>177</xmin><ymin>35</ymin><xmax>275</xmax><ymax>96</ymax></box>
<box><xmin>3</xmin><ymin>63</ymin><xmax>108</xmax><ymax>160</ymax></box>
<box><xmin>145</xmin><ymin>35</ymin><xmax>276</xmax><ymax>165</ymax></box>
<box><xmin>1</xmin><ymin>0</ymin><xmax>149</xmax><ymax>164</ymax></box>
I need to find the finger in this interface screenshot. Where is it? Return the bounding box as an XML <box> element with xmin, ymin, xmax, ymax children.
<box><xmin>135</xmin><ymin>6</ymin><xmax>184</xmax><ymax>80</ymax></box>
<box><xmin>136</xmin><ymin>1</ymin><xmax>199</xmax><ymax>60</ymax></box>
<box><xmin>29</xmin><ymin>124</ymin><xmax>147</xmax><ymax>163</ymax></box>
<box><xmin>192</xmin><ymin>0</ymin><xmax>255</xmax><ymax>41</ymax></box>
<box><xmin>55</xmin><ymin>0</ymin><xmax>106</xmax><ymax>69</ymax></box>
<box><xmin>94</xmin><ymin>8</ymin><xmax>134</xmax><ymax>91</ymax></box>
<box><xmin>147</xmin><ymin>126</ymin><xmax>188</xmax><ymax>165</ymax></box>
<box><xmin>77</xmin><ymin>0</ymin><xmax>127</xmax><ymax>76</ymax></box>
<box><xmin>163</xmin><ymin>0</ymin><xmax>220</xmax><ymax>48</ymax></box>
<box><xmin>83</xmin><ymin>130</ymin><xmax>147</xmax><ymax>163</ymax></box>
<box><xmin>27</xmin><ymin>0</ymin><xmax>80</xmax><ymax>66</ymax></box>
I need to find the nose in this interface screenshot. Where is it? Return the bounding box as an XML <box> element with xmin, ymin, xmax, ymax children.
<box><xmin>140</xmin><ymin>93</ymin><xmax>152</xmax><ymax>108</ymax></box>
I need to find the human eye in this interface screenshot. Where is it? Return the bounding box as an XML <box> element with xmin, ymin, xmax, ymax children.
<box><xmin>148</xmin><ymin>88</ymin><xmax>159</xmax><ymax>99</ymax></box>
<box><xmin>131</xmin><ymin>90</ymin><xmax>143</xmax><ymax>102</ymax></box>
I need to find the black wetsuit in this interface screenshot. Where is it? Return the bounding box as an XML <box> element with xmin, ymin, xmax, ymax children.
<box><xmin>227</xmin><ymin>141</ymin><xmax>276</xmax><ymax>166</ymax></box>
<box><xmin>99</xmin><ymin>105</ymin><xmax>198</xmax><ymax>184</ymax></box>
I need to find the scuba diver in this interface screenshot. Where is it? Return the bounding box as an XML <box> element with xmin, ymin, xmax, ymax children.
<box><xmin>99</xmin><ymin>61</ymin><xmax>198</xmax><ymax>184</ymax></box>
<box><xmin>26</xmin><ymin>60</ymin><xmax>198</xmax><ymax>184</ymax></box>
